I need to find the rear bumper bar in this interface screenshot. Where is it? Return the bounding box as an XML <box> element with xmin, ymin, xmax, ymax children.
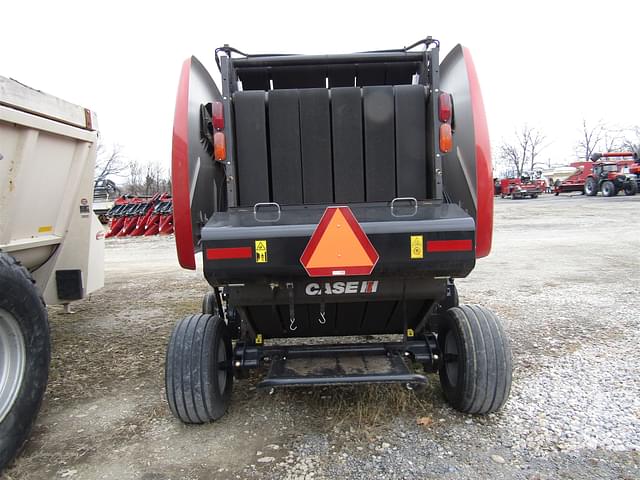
<box><xmin>201</xmin><ymin>202</ymin><xmax>475</xmax><ymax>285</ymax></box>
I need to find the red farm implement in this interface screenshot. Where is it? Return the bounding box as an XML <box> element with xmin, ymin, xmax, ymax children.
<box><xmin>554</xmin><ymin>152</ymin><xmax>639</xmax><ymax>196</ymax></box>
<box><xmin>499</xmin><ymin>176</ymin><xmax>541</xmax><ymax>199</ymax></box>
<box><xmin>104</xmin><ymin>193</ymin><xmax>173</xmax><ymax>238</ymax></box>
<box><xmin>164</xmin><ymin>38</ymin><xmax>513</xmax><ymax>425</ymax></box>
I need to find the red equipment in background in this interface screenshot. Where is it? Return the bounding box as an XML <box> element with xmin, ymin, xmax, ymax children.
<box><xmin>104</xmin><ymin>193</ymin><xmax>173</xmax><ymax>238</ymax></box>
<box><xmin>555</xmin><ymin>152</ymin><xmax>639</xmax><ymax>196</ymax></box>
<box><xmin>499</xmin><ymin>176</ymin><xmax>541</xmax><ymax>199</ymax></box>
<box><xmin>553</xmin><ymin>162</ymin><xmax>593</xmax><ymax>195</ymax></box>
<box><xmin>591</xmin><ymin>151</ymin><xmax>640</xmax><ymax>191</ymax></box>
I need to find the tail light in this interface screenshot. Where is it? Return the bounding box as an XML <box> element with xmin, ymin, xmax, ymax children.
<box><xmin>212</xmin><ymin>101</ymin><xmax>224</xmax><ymax>130</ymax></box>
<box><xmin>438</xmin><ymin>91</ymin><xmax>453</xmax><ymax>153</ymax></box>
<box><xmin>212</xmin><ymin>101</ymin><xmax>226</xmax><ymax>161</ymax></box>
<box><xmin>440</xmin><ymin>124</ymin><xmax>453</xmax><ymax>153</ymax></box>
<box><xmin>214</xmin><ymin>132</ymin><xmax>226</xmax><ymax>160</ymax></box>
<box><xmin>438</xmin><ymin>92</ymin><xmax>452</xmax><ymax>122</ymax></box>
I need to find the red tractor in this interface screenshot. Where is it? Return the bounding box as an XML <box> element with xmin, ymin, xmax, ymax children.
<box><xmin>584</xmin><ymin>152</ymin><xmax>638</xmax><ymax>197</ymax></box>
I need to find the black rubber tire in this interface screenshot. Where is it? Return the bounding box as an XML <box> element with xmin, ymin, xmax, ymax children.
<box><xmin>623</xmin><ymin>181</ymin><xmax>637</xmax><ymax>196</ymax></box>
<box><xmin>601</xmin><ymin>180</ymin><xmax>616</xmax><ymax>197</ymax></box>
<box><xmin>165</xmin><ymin>314</ymin><xmax>233</xmax><ymax>424</ymax></box>
<box><xmin>0</xmin><ymin>253</ymin><xmax>50</xmax><ymax>472</ymax></box>
<box><xmin>202</xmin><ymin>291</ymin><xmax>218</xmax><ymax>315</ymax></box>
<box><xmin>531</xmin><ymin>193</ymin><xmax>538</xmax><ymax>198</ymax></box>
<box><xmin>584</xmin><ymin>177</ymin><xmax>598</xmax><ymax>196</ymax></box>
<box><xmin>438</xmin><ymin>305</ymin><xmax>512</xmax><ymax>414</ymax></box>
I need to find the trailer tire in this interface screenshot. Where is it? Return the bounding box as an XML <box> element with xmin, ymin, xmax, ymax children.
<box><xmin>601</xmin><ymin>180</ymin><xmax>616</xmax><ymax>197</ymax></box>
<box><xmin>585</xmin><ymin>177</ymin><xmax>598</xmax><ymax>196</ymax></box>
<box><xmin>438</xmin><ymin>305</ymin><xmax>512</xmax><ymax>414</ymax></box>
<box><xmin>0</xmin><ymin>252</ymin><xmax>50</xmax><ymax>472</ymax></box>
<box><xmin>165</xmin><ymin>314</ymin><xmax>233</xmax><ymax>424</ymax></box>
<box><xmin>623</xmin><ymin>181</ymin><xmax>637</xmax><ymax>196</ymax></box>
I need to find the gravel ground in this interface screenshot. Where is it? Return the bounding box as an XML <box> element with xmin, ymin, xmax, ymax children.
<box><xmin>4</xmin><ymin>194</ymin><xmax>640</xmax><ymax>480</ymax></box>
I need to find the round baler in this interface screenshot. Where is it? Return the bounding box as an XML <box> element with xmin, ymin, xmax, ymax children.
<box><xmin>167</xmin><ymin>38</ymin><xmax>511</xmax><ymax>423</ymax></box>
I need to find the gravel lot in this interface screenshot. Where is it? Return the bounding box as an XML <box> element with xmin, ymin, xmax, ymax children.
<box><xmin>4</xmin><ymin>194</ymin><xmax>640</xmax><ymax>480</ymax></box>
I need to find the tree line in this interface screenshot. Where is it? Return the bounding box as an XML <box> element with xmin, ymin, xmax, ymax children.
<box><xmin>94</xmin><ymin>143</ymin><xmax>171</xmax><ymax>196</ymax></box>
<box><xmin>497</xmin><ymin>121</ymin><xmax>640</xmax><ymax>178</ymax></box>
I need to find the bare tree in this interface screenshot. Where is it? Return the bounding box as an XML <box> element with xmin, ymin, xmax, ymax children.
<box><xmin>621</xmin><ymin>126</ymin><xmax>640</xmax><ymax>154</ymax></box>
<box><xmin>121</xmin><ymin>158</ymin><xmax>171</xmax><ymax>196</ymax></box>
<box><xmin>499</xmin><ymin>142</ymin><xmax>524</xmax><ymax>177</ymax></box>
<box><xmin>575</xmin><ymin>119</ymin><xmax>606</xmax><ymax>161</ymax></box>
<box><xmin>94</xmin><ymin>142</ymin><xmax>126</xmax><ymax>180</ymax></box>
<box><xmin>601</xmin><ymin>128</ymin><xmax>624</xmax><ymax>153</ymax></box>
<box><xmin>126</xmin><ymin>159</ymin><xmax>143</xmax><ymax>195</ymax></box>
<box><xmin>498</xmin><ymin>125</ymin><xmax>547</xmax><ymax>177</ymax></box>
<box><xmin>526</xmin><ymin>127</ymin><xmax>547</xmax><ymax>171</ymax></box>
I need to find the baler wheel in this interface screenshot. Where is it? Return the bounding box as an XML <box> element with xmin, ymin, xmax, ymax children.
<box><xmin>601</xmin><ymin>180</ymin><xmax>616</xmax><ymax>197</ymax></box>
<box><xmin>202</xmin><ymin>291</ymin><xmax>218</xmax><ymax>315</ymax></box>
<box><xmin>165</xmin><ymin>314</ymin><xmax>233</xmax><ymax>424</ymax></box>
<box><xmin>438</xmin><ymin>305</ymin><xmax>512</xmax><ymax>414</ymax></box>
<box><xmin>585</xmin><ymin>177</ymin><xmax>598</xmax><ymax>196</ymax></box>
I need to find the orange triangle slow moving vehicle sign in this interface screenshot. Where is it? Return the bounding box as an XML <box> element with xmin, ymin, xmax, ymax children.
<box><xmin>300</xmin><ymin>207</ymin><xmax>379</xmax><ymax>277</ymax></box>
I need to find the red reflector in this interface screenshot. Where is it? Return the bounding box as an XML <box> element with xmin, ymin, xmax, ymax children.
<box><xmin>206</xmin><ymin>246</ymin><xmax>252</xmax><ymax>260</ymax></box>
<box><xmin>427</xmin><ymin>239</ymin><xmax>473</xmax><ymax>253</ymax></box>
<box><xmin>212</xmin><ymin>101</ymin><xmax>224</xmax><ymax>130</ymax></box>
<box><xmin>214</xmin><ymin>131</ymin><xmax>226</xmax><ymax>161</ymax></box>
<box><xmin>438</xmin><ymin>92</ymin><xmax>452</xmax><ymax>122</ymax></box>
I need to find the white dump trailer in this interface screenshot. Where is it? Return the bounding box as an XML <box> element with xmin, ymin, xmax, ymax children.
<box><xmin>0</xmin><ymin>76</ymin><xmax>103</xmax><ymax>471</ymax></box>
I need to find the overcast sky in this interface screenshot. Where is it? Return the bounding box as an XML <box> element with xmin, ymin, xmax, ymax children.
<box><xmin>3</xmin><ymin>1</ymin><xmax>638</xmax><ymax>177</ymax></box>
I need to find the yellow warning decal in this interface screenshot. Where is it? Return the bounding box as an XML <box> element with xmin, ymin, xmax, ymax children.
<box><xmin>255</xmin><ymin>333</ymin><xmax>263</xmax><ymax>345</ymax></box>
<box><xmin>410</xmin><ymin>235</ymin><xmax>423</xmax><ymax>259</ymax></box>
<box><xmin>407</xmin><ymin>328</ymin><xmax>415</xmax><ymax>338</ymax></box>
<box><xmin>255</xmin><ymin>240</ymin><xmax>268</xmax><ymax>263</ymax></box>
<box><xmin>38</xmin><ymin>225</ymin><xmax>53</xmax><ymax>233</ymax></box>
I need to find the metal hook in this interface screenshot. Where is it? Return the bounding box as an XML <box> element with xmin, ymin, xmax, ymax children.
<box><xmin>286</xmin><ymin>282</ymin><xmax>297</xmax><ymax>331</ymax></box>
<box><xmin>318</xmin><ymin>302</ymin><xmax>326</xmax><ymax>325</ymax></box>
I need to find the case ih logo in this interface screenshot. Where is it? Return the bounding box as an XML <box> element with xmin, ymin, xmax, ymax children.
<box><xmin>305</xmin><ymin>280</ymin><xmax>379</xmax><ymax>296</ymax></box>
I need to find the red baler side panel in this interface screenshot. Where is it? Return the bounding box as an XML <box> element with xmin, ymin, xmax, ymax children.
<box><xmin>171</xmin><ymin>58</ymin><xmax>196</xmax><ymax>270</ymax></box>
<box><xmin>463</xmin><ymin>47</ymin><xmax>493</xmax><ymax>259</ymax></box>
